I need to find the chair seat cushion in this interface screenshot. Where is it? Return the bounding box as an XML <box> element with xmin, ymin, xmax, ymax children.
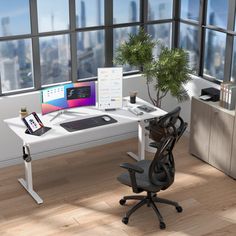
<box><xmin>117</xmin><ymin>160</ymin><xmax>162</xmax><ymax>193</ymax></box>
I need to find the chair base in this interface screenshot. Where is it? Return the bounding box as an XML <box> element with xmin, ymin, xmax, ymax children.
<box><xmin>119</xmin><ymin>192</ymin><xmax>183</xmax><ymax>229</ymax></box>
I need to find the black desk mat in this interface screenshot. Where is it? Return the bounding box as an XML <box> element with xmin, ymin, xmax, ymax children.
<box><xmin>60</xmin><ymin>115</ymin><xmax>117</xmax><ymax>132</ymax></box>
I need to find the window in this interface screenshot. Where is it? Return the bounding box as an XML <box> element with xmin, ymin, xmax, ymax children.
<box><xmin>113</xmin><ymin>26</ymin><xmax>139</xmax><ymax>72</ymax></box>
<box><xmin>76</xmin><ymin>0</ymin><xmax>104</xmax><ymax>27</ymax></box>
<box><xmin>231</xmin><ymin>38</ymin><xmax>236</xmax><ymax>82</ymax></box>
<box><xmin>147</xmin><ymin>23</ymin><xmax>172</xmax><ymax>48</ymax></box>
<box><xmin>0</xmin><ymin>0</ymin><xmax>174</xmax><ymax>95</ymax></box>
<box><xmin>148</xmin><ymin>0</ymin><xmax>173</xmax><ymax>21</ymax></box>
<box><xmin>77</xmin><ymin>30</ymin><xmax>105</xmax><ymax>79</ymax></box>
<box><xmin>39</xmin><ymin>35</ymin><xmax>71</xmax><ymax>85</ymax></box>
<box><xmin>146</xmin><ymin>0</ymin><xmax>173</xmax><ymax>59</ymax></box>
<box><xmin>204</xmin><ymin>30</ymin><xmax>226</xmax><ymax>81</ymax></box>
<box><xmin>0</xmin><ymin>0</ymin><xmax>31</xmax><ymax>37</ymax></box>
<box><xmin>180</xmin><ymin>0</ymin><xmax>200</xmax><ymax>21</ymax></box>
<box><xmin>2</xmin><ymin>0</ymin><xmax>236</xmax><ymax>95</ymax></box>
<box><xmin>113</xmin><ymin>0</ymin><xmax>140</xmax><ymax>24</ymax></box>
<box><xmin>179</xmin><ymin>0</ymin><xmax>236</xmax><ymax>82</ymax></box>
<box><xmin>37</xmin><ymin>0</ymin><xmax>70</xmax><ymax>32</ymax></box>
<box><xmin>0</xmin><ymin>39</ymin><xmax>33</xmax><ymax>92</ymax></box>
<box><xmin>147</xmin><ymin>23</ymin><xmax>172</xmax><ymax>57</ymax></box>
<box><xmin>179</xmin><ymin>0</ymin><xmax>200</xmax><ymax>74</ymax></box>
<box><xmin>206</xmin><ymin>0</ymin><xmax>228</xmax><ymax>29</ymax></box>
<box><xmin>179</xmin><ymin>23</ymin><xmax>199</xmax><ymax>73</ymax></box>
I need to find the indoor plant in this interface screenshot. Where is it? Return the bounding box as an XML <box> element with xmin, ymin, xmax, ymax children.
<box><xmin>114</xmin><ymin>29</ymin><xmax>192</xmax><ymax>108</ymax></box>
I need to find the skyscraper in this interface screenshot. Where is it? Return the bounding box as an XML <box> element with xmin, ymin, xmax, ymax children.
<box><xmin>96</xmin><ymin>0</ymin><xmax>102</xmax><ymax>44</ymax></box>
<box><xmin>78</xmin><ymin>1</ymin><xmax>86</xmax><ymax>50</ymax></box>
<box><xmin>205</xmin><ymin>12</ymin><xmax>215</xmax><ymax>72</ymax></box>
<box><xmin>129</xmin><ymin>1</ymin><xmax>137</xmax><ymax>35</ymax></box>
<box><xmin>51</xmin><ymin>11</ymin><xmax>55</xmax><ymax>31</ymax></box>
<box><xmin>81</xmin><ymin>1</ymin><xmax>86</xmax><ymax>27</ymax></box>
<box><xmin>0</xmin><ymin>58</ymin><xmax>19</xmax><ymax>91</ymax></box>
<box><xmin>17</xmin><ymin>40</ymin><xmax>26</xmax><ymax>69</ymax></box>
<box><xmin>129</xmin><ymin>1</ymin><xmax>137</xmax><ymax>22</ymax></box>
<box><xmin>1</xmin><ymin>17</ymin><xmax>10</xmax><ymax>36</ymax></box>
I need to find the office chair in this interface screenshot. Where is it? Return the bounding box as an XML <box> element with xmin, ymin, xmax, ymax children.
<box><xmin>117</xmin><ymin>135</ymin><xmax>182</xmax><ymax>229</ymax></box>
<box><xmin>117</xmin><ymin>107</ymin><xmax>187</xmax><ymax>229</ymax></box>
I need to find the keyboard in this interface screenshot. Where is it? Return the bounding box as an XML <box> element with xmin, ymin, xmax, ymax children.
<box><xmin>60</xmin><ymin>115</ymin><xmax>117</xmax><ymax>132</ymax></box>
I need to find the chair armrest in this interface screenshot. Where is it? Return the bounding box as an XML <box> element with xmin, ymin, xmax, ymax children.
<box><xmin>120</xmin><ymin>163</ymin><xmax>144</xmax><ymax>174</ymax></box>
<box><xmin>119</xmin><ymin>163</ymin><xmax>144</xmax><ymax>193</ymax></box>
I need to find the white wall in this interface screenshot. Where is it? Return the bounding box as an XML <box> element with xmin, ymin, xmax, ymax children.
<box><xmin>148</xmin><ymin>75</ymin><xmax>220</xmax><ymax>130</ymax></box>
<box><xmin>0</xmin><ymin>92</ymin><xmax>42</xmax><ymax>165</ymax></box>
<box><xmin>166</xmin><ymin>75</ymin><xmax>220</xmax><ymax>129</ymax></box>
<box><xmin>0</xmin><ymin>74</ymin><xmax>219</xmax><ymax>167</ymax></box>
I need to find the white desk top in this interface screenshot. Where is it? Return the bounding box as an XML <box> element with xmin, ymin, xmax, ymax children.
<box><xmin>4</xmin><ymin>97</ymin><xmax>166</xmax><ymax>149</ymax></box>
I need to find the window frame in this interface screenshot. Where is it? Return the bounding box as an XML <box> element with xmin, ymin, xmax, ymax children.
<box><xmin>178</xmin><ymin>0</ymin><xmax>236</xmax><ymax>83</ymax></box>
<box><xmin>0</xmin><ymin>0</ymin><xmax>177</xmax><ymax>96</ymax></box>
<box><xmin>2</xmin><ymin>0</ymin><xmax>236</xmax><ymax>96</ymax></box>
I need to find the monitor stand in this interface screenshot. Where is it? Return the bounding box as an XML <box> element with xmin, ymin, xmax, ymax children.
<box><xmin>49</xmin><ymin>110</ymin><xmax>85</xmax><ymax>122</ymax></box>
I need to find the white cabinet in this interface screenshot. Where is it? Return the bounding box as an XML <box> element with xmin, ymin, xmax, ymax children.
<box><xmin>189</xmin><ymin>97</ymin><xmax>211</xmax><ymax>163</ymax></box>
<box><xmin>190</xmin><ymin>97</ymin><xmax>235</xmax><ymax>177</ymax></box>
<box><xmin>208</xmin><ymin>107</ymin><xmax>234</xmax><ymax>174</ymax></box>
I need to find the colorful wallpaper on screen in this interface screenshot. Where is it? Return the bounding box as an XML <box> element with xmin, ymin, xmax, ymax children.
<box><xmin>41</xmin><ymin>82</ymin><xmax>96</xmax><ymax>115</ymax></box>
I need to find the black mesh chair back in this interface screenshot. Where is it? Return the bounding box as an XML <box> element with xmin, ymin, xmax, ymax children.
<box><xmin>175</xmin><ymin>116</ymin><xmax>188</xmax><ymax>142</ymax></box>
<box><xmin>149</xmin><ymin>107</ymin><xmax>181</xmax><ymax>144</ymax></box>
<box><xmin>149</xmin><ymin>136</ymin><xmax>176</xmax><ymax>190</ymax></box>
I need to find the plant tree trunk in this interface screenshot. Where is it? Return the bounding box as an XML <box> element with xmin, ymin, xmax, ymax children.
<box><xmin>156</xmin><ymin>88</ymin><xmax>161</xmax><ymax>108</ymax></box>
<box><xmin>146</xmin><ymin>79</ymin><xmax>155</xmax><ymax>106</ymax></box>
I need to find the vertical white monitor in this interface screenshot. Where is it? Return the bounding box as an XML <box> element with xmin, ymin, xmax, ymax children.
<box><xmin>98</xmin><ymin>67</ymin><xmax>123</xmax><ymax>110</ymax></box>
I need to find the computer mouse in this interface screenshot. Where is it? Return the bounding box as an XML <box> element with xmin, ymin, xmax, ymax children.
<box><xmin>102</xmin><ymin>116</ymin><xmax>111</xmax><ymax>122</ymax></box>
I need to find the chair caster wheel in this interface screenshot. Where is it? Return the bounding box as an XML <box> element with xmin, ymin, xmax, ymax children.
<box><xmin>119</xmin><ymin>199</ymin><xmax>126</xmax><ymax>205</ymax></box>
<box><xmin>176</xmin><ymin>206</ymin><xmax>183</xmax><ymax>213</ymax></box>
<box><xmin>122</xmin><ymin>217</ymin><xmax>129</xmax><ymax>224</ymax></box>
<box><xmin>160</xmin><ymin>221</ymin><xmax>166</xmax><ymax>229</ymax></box>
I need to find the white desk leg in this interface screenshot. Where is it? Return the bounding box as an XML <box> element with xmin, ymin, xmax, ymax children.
<box><xmin>18</xmin><ymin>145</ymin><xmax>43</xmax><ymax>204</ymax></box>
<box><xmin>127</xmin><ymin>120</ymin><xmax>146</xmax><ymax>161</ymax></box>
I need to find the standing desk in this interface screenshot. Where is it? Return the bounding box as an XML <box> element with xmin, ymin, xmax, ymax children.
<box><xmin>4</xmin><ymin>97</ymin><xmax>166</xmax><ymax>204</ymax></box>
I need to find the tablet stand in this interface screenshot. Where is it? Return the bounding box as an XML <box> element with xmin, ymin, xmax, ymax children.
<box><xmin>25</xmin><ymin>129</ymin><xmax>39</xmax><ymax>136</ymax></box>
<box><xmin>25</xmin><ymin>129</ymin><xmax>31</xmax><ymax>134</ymax></box>
<box><xmin>24</xmin><ymin>127</ymin><xmax>51</xmax><ymax>136</ymax></box>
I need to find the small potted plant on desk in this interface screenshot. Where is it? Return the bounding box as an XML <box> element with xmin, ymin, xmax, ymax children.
<box><xmin>114</xmin><ymin>28</ymin><xmax>192</xmax><ymax>150</ymax></box>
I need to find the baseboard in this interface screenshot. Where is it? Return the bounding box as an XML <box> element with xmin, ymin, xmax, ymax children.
<box><xmin>0</xmin><ymin>131</ymin><xmax>138</xmax><ymax>168</ymax></box>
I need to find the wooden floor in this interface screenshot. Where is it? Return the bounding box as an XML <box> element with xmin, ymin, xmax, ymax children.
<box><xmin>0</xmin><ymin>136</ymin><xmax>236</xmax><ymax>236</ymax></box>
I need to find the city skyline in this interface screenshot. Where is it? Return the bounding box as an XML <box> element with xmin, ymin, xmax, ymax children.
<box><xmin>0</xmin><ymin>0</ymin><xmax>235</xmax><ymax>92</ymax></box>
<box><xmin>0</xmin><ymin>0</ymin><xmax>230</xmax><ymax>36</ymax></box>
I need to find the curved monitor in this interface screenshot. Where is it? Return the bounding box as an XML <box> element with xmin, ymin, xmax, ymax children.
<box><xmin>41</xmin><ymin>81</ymin><xmax>96</xmax><ymax>115</ymax></box>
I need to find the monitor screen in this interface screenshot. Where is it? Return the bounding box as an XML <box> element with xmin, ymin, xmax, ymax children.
<box><xmin>41</xmin><ymin>81</ymin><xmax>96</xmax><ymax>115</ymax></box>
